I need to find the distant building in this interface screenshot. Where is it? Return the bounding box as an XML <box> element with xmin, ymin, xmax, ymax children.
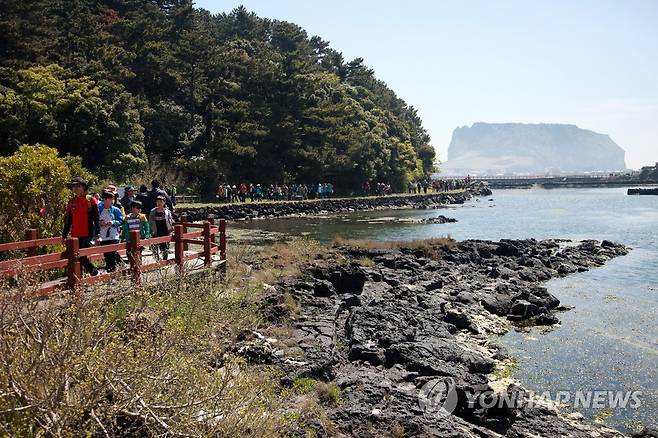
<box><xmin>638</xmin><ymin>162</ymin><xmax>658</xmax><ymax>181</ymax></box>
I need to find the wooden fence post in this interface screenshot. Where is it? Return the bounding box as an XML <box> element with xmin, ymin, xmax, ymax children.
<box><xmin>26</xmin><ymin>229</ymin><xmax>37</xmax><ymax>257</ymax></box>
<box><xmin>208</xmin><ymin>217</ymin><xmax>216</xmax><ymax>253</ymax></box>
<box><xmin>174</xmin><ymin>224</ymin><xmax>184</xmax><ymax>272</ymax></box>
<box><xmin>128</xmin><ymin>230</ymin><xmax>141</xmax><ymax>286</ymax></box>
<box><xmin>66</xmin><ymin>237</ymin><xmax>81</xmax><ymax>290</ymax></box>
<box><xmin>181</xmin><ymin>213</ymin><xmax>189</xmax><ymax>251</ymax></box>
<box><xmin>203</xmin><ymin>221</ymin><xmax>212</xmax><ymax>266</ymax></box>
<box><xmin>219</xmin><ymin>219</ymin><xmax>226</xmax><ymax>261</ymax></box>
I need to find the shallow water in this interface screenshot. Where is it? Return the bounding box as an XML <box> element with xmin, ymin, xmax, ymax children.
<box><xmin>232</xmin><ymin>187</ymin><xmax>658</xmax><ymax>432</ymax></box>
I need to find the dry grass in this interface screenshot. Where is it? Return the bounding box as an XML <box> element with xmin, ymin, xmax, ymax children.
<box><xmin>0</xmin><ymin>273</ymin><xmax>286</xmax><ymax>437</ymax></box>
<box><xmin>278</xmin><ymin>380</ymin><xmax>339</xmax><ymax>437</ymax></box>
<box><xmin>250</xmin><ymin>238</ymin><xmax>332</xmax><ymax>284</ymax></box>
<box><xmin>391</xmin><ymin>422</ymin><xmax>406</xmax><ymax>438</ymax></box>
<box><xmin>0</xmin><ymin>237</ymin><xmax>361</xmax><ymax>437</ymax></box>
<box><xmin>333</xmin><ymin>236</ymin><xmax>457</xmax><ymax>255</ymax></box>
<box><xmin>0</xmin><ymin>237</ymin><xmax>335</xmax><ymax>437</ymax></box>
<box><xmin>316</xmin><ymin>383</ymin><xmax>342</xmax><ymax>407</ymax></box>
<box><xmin>279</xmin><ymin>397</ymin><xmax>337</xmax><ymax>438</ymax></box>
<box><xmin>357</xmin><ymin>256</ymin><xmax>375</xmax><ymax>267</ymax></box>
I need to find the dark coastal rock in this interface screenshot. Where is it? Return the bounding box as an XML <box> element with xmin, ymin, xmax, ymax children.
<box><xmin>532</xmin><ymin>313</ymin><xmax>560</xmax><ymax>325</ymax></box>
<box><xmin>328</xmin><ymin>265</ymin><xmax>367</xmax><ymax>295</ymax></box>
<box><xmin>482</xmin><ymin>293</ymin><xmax>515</xmax><ymax>315</ymax></box>
<box><xmin>444</xmin><ymin>308</ymin><xmax>473</xmax><ymax>330</ymax></box>
<box><xmin>495</xmin><ymin>239</ymin><xmax>522</xmax><ymax>257</ymax></box>
<box><xmin>487</xmin><ymin>266</ymin><xmax>516</xmax><ymax>279</ymax></box>
<box><xmin>557</xmin><ymin>262</ymin><xmax>578</xmax><ymax>275</ymax></box>
<box><xmin>418</xmin><ymin>215</ymin><xmax>458</xmax><ymax>224</ymax></box>
<box><xmin>509</xmin><ymin>300</ymin><xmax>540</xmax><ymax>319</ymax></box>
<box><xmin>234</xmin><ymin>330</ymin><xmax>278</xmax><ymax>364</ymax></box>
<box><xmin>632</xmin><ymin>426</ymin><xmax>658</xmax><ymax>437</ymax></box>
<box><xmin>274</xmin><ymin>238</ymin><xmax>629</xmax><ymax>437</ymax></box>
<box><xmin>313</xmin><ymin>279</ymin><xmax>336</xmax><ymax>297</ymax></box>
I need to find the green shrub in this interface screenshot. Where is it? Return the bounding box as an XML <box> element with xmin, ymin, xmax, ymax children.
<box><xmin>0</xmin><ymin>144</ymin><xmax>95</xmax><ymax>244</ymax></box>
<box><xmin>293</xmin><ymin>377</ymin><xmax>318</xmax><ymax>394</ymax></box>
<box><xmin>317</xmin><ymin>382</ymin><xmax>342</xmax><ymax>406</ymax></box>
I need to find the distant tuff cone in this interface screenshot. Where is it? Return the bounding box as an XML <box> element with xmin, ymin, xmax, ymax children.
<box><xmin>443</xmin><ymin>122</ymin><xmax>627</xmax><ymax>175</ymax></box>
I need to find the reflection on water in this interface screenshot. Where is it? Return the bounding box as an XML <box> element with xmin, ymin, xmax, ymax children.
<box><xmin>232</xmin><ymin>187</ymin><xmax>658</xmax><ymax>432</ymax></box>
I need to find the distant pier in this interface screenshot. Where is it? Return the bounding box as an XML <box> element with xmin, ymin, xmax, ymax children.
<box><xmin>439</xmin><ymin>174</ymin><xmax>658</xmax><ymax>189</ymax></box>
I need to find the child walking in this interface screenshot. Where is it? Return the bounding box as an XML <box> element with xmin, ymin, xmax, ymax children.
<box><xmin>98</xmin><ymin>190</ymin><xmax>124</xmax><ymax>272</ymax></box>
<box><xmin>122</xmin><ymin>200</ymin><xmax>150</xmax><ymax>244</ymax></box>
<box><xmin>148</xmin><ymin>195</ymin><xmax>174</xmax><ymax>260</ymax></box>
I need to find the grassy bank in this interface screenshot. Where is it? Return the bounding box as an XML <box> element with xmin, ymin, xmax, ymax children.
<box><xmin>0</xmin><ymin>240</ymin><xmax>338</xmax><ymax>437</ymax></box>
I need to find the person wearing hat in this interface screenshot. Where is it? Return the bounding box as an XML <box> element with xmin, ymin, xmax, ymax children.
<box><xmin>122</xmin><ymin>200</ymin><xmax>150</xmax><ymax>246</ymax></box>
<box><xmin>104</xmin><ymin>184</ymin><xmax>126</xmax><ymax>217</ymax></box>
<box><xmin>120</xmin><ymin>186</ymin><xmax>137</xmax><ymax>212</ymax></box>
<box><xmin>255</xmin><ymin>183</ymin><xmax>263</xmax><ymax>202</ymax></box>
<box><xmin>148</xmin><ymin>194</ymin><xmax>174</xmax><ymax>260</ymax></box>
<box><xmin>98</xmin><ymin>190</ymin><xmax>125</xmax><ymax>272</ymax></box>
<box><xmin>63</xmin><ymin>177</ymin><xmax>100</xmax><ymax>276</ymax></box>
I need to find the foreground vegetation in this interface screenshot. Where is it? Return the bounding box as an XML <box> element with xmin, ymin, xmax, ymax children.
<box><xmin>0</xmin><ymin>145</ymin><xmax>97</xmax><ymax>244</ymax></box>
<box><xmin>0</xmin><ymin>239</ymin><xmax>337</xmax><ymax>437</ymax></box>
<box><xmin>0</xmin><ymin>2</ymin><xmax>435</xmax><ymax>192</ymax></box>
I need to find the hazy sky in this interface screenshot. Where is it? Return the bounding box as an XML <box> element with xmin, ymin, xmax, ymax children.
<box><xmin>195</xmin><ymin>0</ymin><xmax>658</xmax><ymax>169</ymax></box>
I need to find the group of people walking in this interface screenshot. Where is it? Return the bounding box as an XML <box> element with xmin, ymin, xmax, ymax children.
<box><xmin>362</xmin><ymin>182</ymin><xmax>393</xmax><ymax>196</ymax></box>
<box><xmin>407</xmin><ymin>179</ymin><xmax>432</xmax><ymax>194</ymax></box>
<box><xmin>361</xmin><ymin>177</ymin><xmax>472</xmax><ymax>197</ymax></box>
<box><xmin>406</xmin><ymin>177</ymin><xmax>472</xmax><ymax>194</ymax></box>
<box><xmin>62</xmin><ymin>177</ymin><xmax>177</xmax><ymax>276</ymax></box>
<box><xmin>431</xmin><ymin>177</ymin><xmax>472</xmax><ymax>192</ymax></box>
<box><xmin>215</xmin><ymin>182</ymin><xmax>335</xmax><ymax>203</ymax></box>
<box><xmin>214</xmin><ymin>178</ymin><xmax>472</xmax><ymax>202</ymax></box>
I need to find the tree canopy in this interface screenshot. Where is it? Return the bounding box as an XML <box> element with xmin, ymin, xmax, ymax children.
<box><xmin>0</xmin><ymin>1</ymin><xmax>435</xmax><ymax>193</ymax></box>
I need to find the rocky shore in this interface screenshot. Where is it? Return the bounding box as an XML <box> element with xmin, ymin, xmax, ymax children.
<box><xmin>247</xmin><ymin>238</ymin><xmax>649</xmax><ymax>437</ymax></box>
<box><xmin>176</xmin><ymin>184</ymin><xmax>492</xmax><ymax>221</ymax></box>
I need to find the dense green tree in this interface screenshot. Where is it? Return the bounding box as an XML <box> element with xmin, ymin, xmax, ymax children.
<box><xmin>0</xmin><ymin>64</ymin><xmax>145</xmax><ymax>174</ymax></box>
<box><xmin>0</xmin><ymin>3</ymin><xmax>435</xmax><ymax>193</ymax></box>
<box><xmin>0</xmin><ymin>0</ymin><xmax>60</xmax><ymax>68</ymax></box>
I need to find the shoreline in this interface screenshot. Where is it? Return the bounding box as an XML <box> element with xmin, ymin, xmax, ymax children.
<box><xmin>175</xmin><ymin>185</ymin><xmax>492</xmax><ymax>222</ymax></box>
<box><xmin>470</xmin><ymin>180</ymin><xmax>658</xmax><ymax>190</ymax></box>
<box><xmin>246</xmin><ymin>237</ymin><xmax>658</xmax><ymax>437</ymax></box>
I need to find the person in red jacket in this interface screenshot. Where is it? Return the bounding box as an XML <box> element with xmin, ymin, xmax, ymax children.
<box><xmin>62</xmin><ymin>177</ymin><xmax>100</xmax><ymax>276</ymax></box>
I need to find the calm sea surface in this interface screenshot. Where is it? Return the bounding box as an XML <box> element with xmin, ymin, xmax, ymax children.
<box><xmin>232</xmin><ymin>187</ymin><xmax>658</xmax><ymax>432</ymax></box>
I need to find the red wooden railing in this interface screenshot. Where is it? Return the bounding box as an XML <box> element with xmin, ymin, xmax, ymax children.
<box><xmin>0</xmin><ymin>218</ymin><xmax>227</xmax><ymax>295</ymax></box>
